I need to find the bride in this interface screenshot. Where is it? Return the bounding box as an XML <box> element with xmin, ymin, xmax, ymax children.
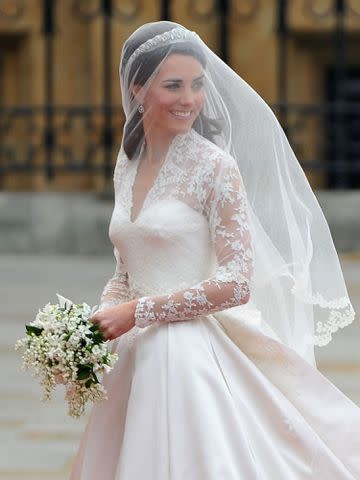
<box><xmin>70</xmin><ymin>21</ymin><xmax>360</xmax><ymax>479</ymax></box>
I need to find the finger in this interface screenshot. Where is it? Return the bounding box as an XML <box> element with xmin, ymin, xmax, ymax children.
<box><xmin>89</xmin><ymin>315</ymin><xmax>98</xmax><ymax>324</ymax></box>
<box><xmin>106</xmin><ymin>325</ymin><xmax>118</xmax><ymax>341</ymax></box>
<box><xmin>98</xmin><ymin>323</ymin><xmax>108</xmax><ymax>338</ymax></box>
<box><xmin>105</xmin><ymin>328</ymin><xmax>114</xmax><ymax>341</ymax></box>
<box><xmin>88</xmin><ymin>316</ymin><xmax>111</xmax><ymax>340</ymax></box>
<box><xmin>92</xmin><ymin>319</ymin><xmax>107</xmax><ymax>338</ymax></box>
<box><xmin>90</xmin><ymin>313</ymin><xmax>104</xmax><ymax>325</ymax></box>
<box><xmin>103</xmin><ymin>324</ymin><xmax>115</xmax><ymax>341</ymax></box>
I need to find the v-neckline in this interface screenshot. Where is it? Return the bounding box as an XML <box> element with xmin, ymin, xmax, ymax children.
<box><xmin>129</xmin><ymin>134</ymin><xmax>181</xmax><ymax>224</ymax></box>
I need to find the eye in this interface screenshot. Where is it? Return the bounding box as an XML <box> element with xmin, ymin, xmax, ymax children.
<box><xmin>165</xmin><ymin>83</ymin><xmax>180</xmax><ymax>90</ymax></box>
<box><xmin>193</xmin><ymin>80</ymin><xmax>204</xmax><ymax>90</ymax></box>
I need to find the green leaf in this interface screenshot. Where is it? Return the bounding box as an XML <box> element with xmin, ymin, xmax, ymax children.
<box><xmin>89</xmin><ymin>323</ymin><xmax>100</xmax><ymax>333</ymax></box>
<box><xmin>77</xmin><ymin>364</ymin><xmax>93</xmax><ymax>380</ymax></box>
<box><xmin>26</xmin><ymin>325</ymin><xmax>43</xmax><ymax>336</ymax></box>
<box><xmin>92</xmin><ymin>331</ymin><xmax>105</xmax><ymax>344</ymax></box>
<box><xmin>85</xmin><ymin>379</ymin><xmax>93</xmax><ymax>388</ymax></box>
<box><xmin>77</xmin><ymin>370</ymin><xmax>90</xmax><ymax>380</ymax></box>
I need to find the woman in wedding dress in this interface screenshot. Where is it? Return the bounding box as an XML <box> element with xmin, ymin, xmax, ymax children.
<box><xmin>70</xmin><ymin>22</ymin><xmax>360</xmax><ymax>479</ymax></box>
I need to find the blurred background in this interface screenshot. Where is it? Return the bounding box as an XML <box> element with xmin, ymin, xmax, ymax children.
<box><xmin>0</xmin><ymin>1</ymin><xmax>359</xmax><ymax>478</ymax></box>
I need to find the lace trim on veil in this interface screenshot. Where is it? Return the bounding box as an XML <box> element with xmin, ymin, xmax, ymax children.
<box><xmin>291</xmin><ymin>284</ymin><xmax>355</xmax><ymax>347</ymax></box>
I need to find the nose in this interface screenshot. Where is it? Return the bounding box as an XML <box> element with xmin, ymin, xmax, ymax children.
<box><xmin>179</xmin><ymin>88</ymin><xmax>195</xmax><ymax>106</ymax></box>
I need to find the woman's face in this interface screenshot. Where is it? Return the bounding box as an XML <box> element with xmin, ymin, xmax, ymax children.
<box><xmin>138</xmin><ymin>53</ymin><xmax>205</xmax><ymax>137</ymax></box>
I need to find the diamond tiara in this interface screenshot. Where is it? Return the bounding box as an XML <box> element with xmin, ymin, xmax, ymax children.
<box><xmin>126</xmin><ymin>27</ymin><xmax>199</xmax><ymax>68</ymax></box>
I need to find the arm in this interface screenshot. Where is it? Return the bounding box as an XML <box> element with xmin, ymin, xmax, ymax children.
<box><xmin>97</xmin><ymin>247</ymin><xmax>130</xmax><ymax>312</ymax></box>
<box><xmin>134</xmin><ymin>155</ymin><xmax>253</xmax><ymax>327</ymax></box>
<box><xmin>97</xmin><ymin>151</ymin><xmax>130</xmax><ymax>313</ymax></box>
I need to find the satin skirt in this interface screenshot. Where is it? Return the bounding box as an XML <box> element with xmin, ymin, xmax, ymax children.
<box><xmin>69</xmin><ymin>307</ymin><xmax>360</xmax><ymax>479</ymax></box>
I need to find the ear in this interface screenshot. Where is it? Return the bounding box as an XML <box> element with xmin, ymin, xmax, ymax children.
<box><xmin>132</xmin><ymin>84</ymin><xmax>142</xmax><ymax>102</ymax></box>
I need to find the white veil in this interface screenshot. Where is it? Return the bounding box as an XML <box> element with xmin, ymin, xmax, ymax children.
<box><xmin>119</xmin><ymin>21</ymin><xmax>355</xmax><ymax>362</ymax></box>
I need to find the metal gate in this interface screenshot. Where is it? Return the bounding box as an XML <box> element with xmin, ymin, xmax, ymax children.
<box><xmin>0</xmin><ymin>0</ymin><xmax>359</xmax><ymax>189</ymax></box>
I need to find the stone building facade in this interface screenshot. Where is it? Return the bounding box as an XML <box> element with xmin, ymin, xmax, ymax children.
<box><xmin>0</xmin><ymin>0</ymin><xmax>359</xmax><ymax>191</ymax></box>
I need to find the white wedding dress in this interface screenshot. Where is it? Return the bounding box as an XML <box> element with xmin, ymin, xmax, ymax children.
<box><xmin>70</xmin><ymin>129</ymin><xmax>360</xmax><ymax>479</ymax></box>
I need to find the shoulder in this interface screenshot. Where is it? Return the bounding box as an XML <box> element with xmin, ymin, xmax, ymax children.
<box><xmin>186</xmin><ymin>130</ymin><xmax>239</xmax><ymax>183</ymax></box>
<box><xmin>113</xmin><ymin>147</ymin><xmax>129</xmax><ymax>184</ymax></box>
<box><xmin>176</xmin><ymin>129</ymin><xmax>234</xmax><ymax>175</ymax></box>
<box><xmin>190</xmin><ymin>130</ymin><xmax>237</xmax><ymax>169</ymax></box>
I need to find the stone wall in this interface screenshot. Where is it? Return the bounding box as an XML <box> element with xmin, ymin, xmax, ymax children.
<box><xmin>0</xmin><ymin>191</ymin><xmax>359</xmax><ymax>254</ymax></box>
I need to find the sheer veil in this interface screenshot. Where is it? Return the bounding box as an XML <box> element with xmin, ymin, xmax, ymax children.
<box><xmin>118</xmin><ymin>21</ymin><xmax>355</xmax><ymax>363</ymax></box>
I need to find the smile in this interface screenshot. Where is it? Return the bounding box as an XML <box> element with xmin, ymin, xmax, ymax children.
<box><xmin>171</xmin><ymin>111</ymin><xmax>192</xmax><ymax>118</ymax></box>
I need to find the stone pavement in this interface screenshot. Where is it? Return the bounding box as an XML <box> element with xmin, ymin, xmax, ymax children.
<box><xmin>1</xmin><ymin>253</ymin><xmax>359</xmax><ymax>479</ymax></box>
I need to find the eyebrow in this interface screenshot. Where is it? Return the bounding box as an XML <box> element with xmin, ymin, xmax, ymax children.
<box><xmin>162</xmin><ymin>74</ymin><xmax>205</xmax><ymax>84</ymax></box>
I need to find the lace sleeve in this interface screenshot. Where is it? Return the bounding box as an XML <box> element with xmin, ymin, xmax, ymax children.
<box><xmin>134</xmin><ymin>154</ymin><xmax>253</xmax><ymax>328</ymax></box>
<box><xmin>97</xmin><ymin>246</ymin><xmax>130</xmax><ymax>312</ymax></box>
<box><xmin>96</xmin><ymin>149</ymin><xmax>131</xmax><ymax>313</ymax></box>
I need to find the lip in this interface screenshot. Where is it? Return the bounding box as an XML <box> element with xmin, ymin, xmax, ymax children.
<box><xmin>170</xmin><ymin>110</ymin><xmax>193</xmax><ymax>119</ymax></box>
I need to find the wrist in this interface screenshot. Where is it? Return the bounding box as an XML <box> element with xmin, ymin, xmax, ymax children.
<box><xmin>128</xmin><ymin>299</ymin><xmax>138</xmax><ymax>326</ymax></box>
<box><xmin>134</xmin><ymin>296</ymin><xmax>156</xmax><ymax>328</ymax></box>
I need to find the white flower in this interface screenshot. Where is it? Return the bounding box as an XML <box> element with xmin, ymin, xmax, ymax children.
<box><xmin>56</xmin><ymin>293</ymin><xmax>73</xmax><ymax>307</ymax></box>
<box><xmin>15</xmin><ymin>293</ymin><xmax>118</xmax><ymax>418</ymax></box>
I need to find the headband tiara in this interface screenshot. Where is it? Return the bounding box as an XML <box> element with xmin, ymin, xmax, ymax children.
<box><xmin>126</xmin><ymin>27</ymin><xmax>199</xmax><ymax>68</ymax></box>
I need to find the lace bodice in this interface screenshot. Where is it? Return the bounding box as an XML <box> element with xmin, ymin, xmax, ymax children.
<box><xmin>99</xmin><ymin>129</ymin><xmax>253</xmax><ymax>328</ymax></box>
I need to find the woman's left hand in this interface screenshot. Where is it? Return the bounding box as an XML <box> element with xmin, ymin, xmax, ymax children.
<box><xmin>90</xmin><ymin>300</ymin><xmax>137</xmax><ymax>341</ymax></box>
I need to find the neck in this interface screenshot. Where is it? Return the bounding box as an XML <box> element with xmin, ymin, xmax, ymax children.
<box><xmin>142</xmin><ymin>126</ymin><xmax>176</xmax><ymax>166</ymax></box>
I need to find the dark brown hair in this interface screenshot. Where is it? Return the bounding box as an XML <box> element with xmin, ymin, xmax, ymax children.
<box><xmin>120</xmin><ymin>25</ymin><xmax>222</xmax><ymax>159</ymax></box>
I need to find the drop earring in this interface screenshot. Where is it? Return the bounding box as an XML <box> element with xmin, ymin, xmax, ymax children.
<box><xmin>138</xmin><ymin>104</ymin><xmax>144</xmax><ymax>114</ymax></box>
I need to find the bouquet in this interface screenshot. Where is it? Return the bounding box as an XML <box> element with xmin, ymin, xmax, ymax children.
<box><xmin>15</xmin><ymin>293</ymin><xmax>118</xmax><ymax>418</ymax></box>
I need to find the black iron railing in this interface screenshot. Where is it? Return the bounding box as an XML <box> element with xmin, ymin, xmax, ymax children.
<box><xmin>0</xmin><ymin>105</ymin><xmax>124</xmax><ymax>178</ymax></box>
<box><xmin>0</xmin><ymin>0</ymin><xmax>359</xmax><ymax>188</ymax></box>
<box><xmin>1</xmin><ymin>102</ymin><xmax>359</xmax><ymax>186</ymax></box>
